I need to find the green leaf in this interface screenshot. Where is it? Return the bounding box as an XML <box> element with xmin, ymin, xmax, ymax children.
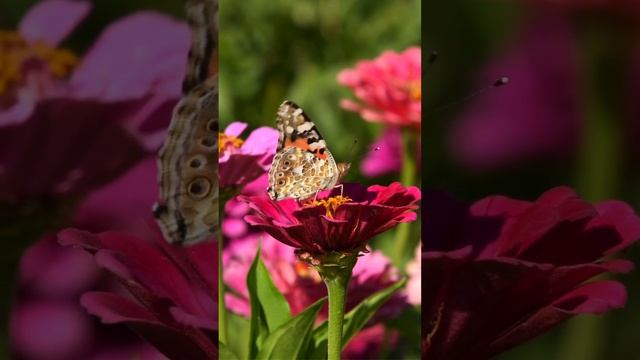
<box><xmin>219</xmin><ymin>341</ymin><xmax>240</xmax><ymax>360</ymax></box>
<box><xmin>308</xmin><ymin>278</ymin><xmax>407</xmax><ymax>357</ymax></box>
<box><xmin>257</xmin><ymin>297</ymin><xmax>327</xmax><ymax>360</ymax></box>
<box><xmin>247</xmin><ymin>246</ymin><xmax>292</xmax><ymax>358</ymax></box>
<box><xmin>226</xmin><ymin>311</ymin><xmax>250</xmax><ymax>360</ymax></box>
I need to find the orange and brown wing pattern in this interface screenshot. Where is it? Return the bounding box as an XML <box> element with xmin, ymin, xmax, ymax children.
<box><xmin>268</xmin><ymin>100</ymin><xmax>348</xmax><ymax>201</ymax></box>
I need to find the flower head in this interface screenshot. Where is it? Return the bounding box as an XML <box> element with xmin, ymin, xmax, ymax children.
<box><xmin>0</xmin><ymin>6</ymin><xmax>189</xmax><ymax>204</ymax></box>
<box><xmin>58</xmin><ymin>228</ymin><xmax>217</xmax><ymax>360</ymax></box>
<box><xmin>422</xmin><ymin>187</ymin><xmax>640</xmax><ymax>359</ymax></box>
<box><xmin>0</xmin><ymin>0</ymin><xmax>89</xmax><ymax>126</ymax></box>
<box><xmin>338</xmin><ymin>47</ymin><xmax>421</xmax><ymax>127</ymax></box>
<box><xmin>219</xmin><ymin>122</ymin><xmax>279</xmax><ymax>189</ymax></box>
<box><xmin>241</xmin><ymin>182</ymin><xmax>420</xmax><ymax>256</ymax></box>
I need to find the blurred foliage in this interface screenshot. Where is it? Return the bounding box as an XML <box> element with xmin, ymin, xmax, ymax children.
<box><xmin>219</xmin><ymin>0</ymin><xmax>420</xmax><ymax>166</ymax></box>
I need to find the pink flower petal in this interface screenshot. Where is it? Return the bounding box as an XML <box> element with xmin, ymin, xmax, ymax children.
<box><xmin>19</xmin><ymin>0</ymin><xmax>91</xmax><ymax>46</ymax></box>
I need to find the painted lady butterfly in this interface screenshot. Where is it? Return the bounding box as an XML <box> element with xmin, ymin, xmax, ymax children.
<box><xmin>267</xmin><ymin>100</ymin><xmax>350</xmax><ymax>201</ymax></box>
<box><xmin>153</xmin><ymin>0</ymin><xmax>218</xmax><ymax>245</ymax></box>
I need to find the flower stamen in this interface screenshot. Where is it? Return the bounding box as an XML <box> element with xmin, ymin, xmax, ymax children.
<box><xmin>304</xmin><ymin>195</ymin><xmax>352</xmax><ymax>218</ymax></box>
<box><xmin>0</xmin><ymin>31</ymin><xmax>77</xmax><ymax>95</ymax></box>
<box><xmin>218</xmin><ymin>132</ymin><xmax>244</xmax><ymax>154</ymax></box>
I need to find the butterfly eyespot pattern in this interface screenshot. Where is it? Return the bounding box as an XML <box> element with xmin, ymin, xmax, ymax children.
<box><xmin>267</xmin><ymin>100</ymin><xmax>350</xmax><ymax>201</ymax></box>
<box><xmin>154</xmin><ymin>0</ymin><xmax>218</xmax><ymax>245</ymax></box>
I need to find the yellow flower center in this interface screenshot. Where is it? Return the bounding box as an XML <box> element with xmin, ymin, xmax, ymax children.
<box><xmin>407</xmin><ymin>79</ymin><xmax>421</xmax><ymax>101</ymax></box>
<box><xmin>304</xmin><ymin>195</ymin><xmax>352</xmax><ymax>218</ymax></box>
<box><xmin>218</xmin><ymin>132</ymin><xmax>244</xmax><ymax>154</ymax></box>
<box><xmin>0</xmin><ymin>31</ymin><xmax>78</xmax><ymax>95</ymax></box>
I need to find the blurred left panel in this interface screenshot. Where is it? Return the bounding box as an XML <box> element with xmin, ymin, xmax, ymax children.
<box><xmin>0</xmin><ymin>0</ymin><xmax>218</xmax><ymax>359</ymax></box>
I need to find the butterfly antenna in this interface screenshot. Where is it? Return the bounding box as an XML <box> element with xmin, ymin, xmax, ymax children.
<box><xmin>429</xmin><ymin>76</ymin><xmax>509</xmax><ymax>114</ymax></box>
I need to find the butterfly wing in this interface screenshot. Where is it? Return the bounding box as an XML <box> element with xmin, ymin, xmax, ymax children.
<box><xmin>154</xmin><ymin>0</ymin><xmax>218</xmax><ymax>245</ymax></box>
<box><xmin>268</xmin><ymin>100</ymin><xmax>340</xmax><ymax>200</ymax></box>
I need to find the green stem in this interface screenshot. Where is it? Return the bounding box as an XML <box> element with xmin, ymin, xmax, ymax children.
<box><xmin>314</xmin><ymin>252</ymin><xmax>357</xmax><ymax>360</ymax></box>
<box><xmin>324</xmin><ymin>269</ymin><xmax>351</xmax><ymax>360</ymax></box>
<box><xmin>392</xmin><ymin>128</ymin><xmax>417</xmax><ymax>267</ymax></box>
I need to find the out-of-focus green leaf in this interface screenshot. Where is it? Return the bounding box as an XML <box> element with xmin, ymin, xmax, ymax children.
<box><xmin>257</xmin><ymin>297</ymin><xmax>326</xmax><ymax>360</ymax></box>
<box><xmin>247</xmin><ymin>246</ymin><xmax>291</xmax><ymax>358</ymax></box>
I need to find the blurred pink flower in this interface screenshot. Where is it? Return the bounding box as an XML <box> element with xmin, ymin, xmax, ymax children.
<box><xmin>223</xmin><ymin>234</ymin><xmax>406</xmax><ymax>359</ymax></box>
<box><xmin>405</xmin><ymin>245</ymin><xmax>421</xmax><ymax>306</ymax></box>
<box><xmin>449</xmin><ymin>12</ymin><xmax>581</xmax><ymax>171</ymax></box>
<box><xmin>219</xmin><ymin>122</ymin><xmax>278</xmax><ymax>189</ymax></box>
<box><xmin>423</xmin><ymin>187</ymin><xmax>640</xmax><ymax>358</ymax></box>
<box><xmin>338</xmin><ymin>47</ymin><xmax>421</xmax><ymax>127</ymax></box>
<box><xmin>59</xmin><ymin>228</ymin><xmax>218</xmax><ymax>360</ymax></box>
<box><xmin>360</xmin><ymin>126</ymin><xmax>403</xmax><ymax>177</ymax></box>
<box><xmin>0</xmin><ymin>3</ymin><xmax>190</xmax><ymax>204</ymax></box>
<box><xmin>11</xmin><ymin>158</ymin><xmax>167</xmax><ymax>359</ymax></box>
<box><xmin>0</xmin><ymin>0</ymin><xmax>89</xmax><ymax>126</ymax></box>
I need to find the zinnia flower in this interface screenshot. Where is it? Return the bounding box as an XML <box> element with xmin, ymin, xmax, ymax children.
<box><xmin>219</xmin><ymin>121</ymin><xmax>279</xmax><ymax>189</ymax></box>
<box><xmin>360</xmin><ymin>126</ymin><xmax>403</xmax><ymax>177</ymax></box>
<box><xmin>12</xmin><ymin>234</ymin><xmax>165</xmax><ymax>360</ymax></box>
<box><xmin>338</xmin><ymin>47</ymin><xmax>421</xmax><ymax>128</ymax></box>
<box><xmin>0</xmin><ymin>0</ymin><xmax>88</xmax><ymax>126</ymax></box>
<box><xmin>241</xmin><ymin>182</ymin><xmax>421</xmax><ymax>257</ymax></box>
<box><xmin>0</xmin><ymin>3</ymin><xmax>190</xmax><ymax>204</ymax></box>
<box><xmin>423</xmin><ymin>186</ymin><xmax>640</xmax><ymax>359</ymax></box>
<box><xmin>58</xmin><ymin>228</ymin><xmax>218</xmax><ymax>360</ymax></box>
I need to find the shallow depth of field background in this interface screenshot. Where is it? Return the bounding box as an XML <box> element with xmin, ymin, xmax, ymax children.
<box><xmin>1</xmin><ymin>0</ymin><xmax>422</xmax><ymax>359</ymax></box>
<box><xmin>219</xmin><ymin>0</ymin><xmax>421</xmax><ymax>358</ymax></box>
<box><xmin>426</xmin><ymin>1</ymin><xmax>640</xmax><ymax>359</ymax></box>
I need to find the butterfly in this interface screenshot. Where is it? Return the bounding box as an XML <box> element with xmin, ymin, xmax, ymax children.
<box><xmin>267</xmin><ymin>100</ymin><xmax>350</xmax><ymax>201</ymax></box>
<box><xmin>153</xmin><ymin>0</ymin><xmax>218</xmax><ymax>245</ymax></box>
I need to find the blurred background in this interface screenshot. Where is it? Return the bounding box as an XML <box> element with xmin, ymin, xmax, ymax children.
<box><xmin>1</xmin><ymin>0</ymin><xmax>421</xmax><ymax>359</ymax></box>
<box><xmin>219</xmin><ymin>0</ymin><xmax>421</xmax><ymax>359</ymax></box>
<box><xmin>1</xmin><ymin>0</ymin><xmax>189</xmax><ymax>358</ymax></box>
<box><xmin>426</xmin><ymin>0</ymin><xmax>640</xmax><ymax>359</ymax></box>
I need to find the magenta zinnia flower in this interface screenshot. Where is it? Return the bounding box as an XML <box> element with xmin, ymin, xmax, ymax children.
<box><xmin>0</xmin><ymin>3</ymin><xmax>189</xmax><ymax>204</ymax></box>
<box><xmin>58</xmin><ymin>229</ymin><xmax>217</xmax><ymax>360</ymax></box>
<box><xmin>423</xmin><ymin>186</ymin><xmax>640</xmax><ymax>359</ymax></box>
<box><xmin>219</xmin><ymin>122</ymin><xmax>279</xmax><ymax>189</ymax></box>
<box><xmin>338</xmin><ymin>47</ymin><xmax>421</xmax><ymax>128</ymax></box>
<box><xmin>360</xmin><ymin>126</ymin><xmax>403</xmax><ymax>177</ymax></box>
<box><xmin>242</xmin><ymin>182</ymin><xmax>421</xmax><ymax>256</ymax></box>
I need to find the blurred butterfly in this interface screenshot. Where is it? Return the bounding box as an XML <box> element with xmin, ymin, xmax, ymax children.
<box><xmin>153</xmin><ymin>0</ymin><xmax>218</xmax><ymax>245</ymax></box>
<box><xmin>267</xmin><ymin>100</ymin><xmax>350</xmax><ymax>201</ymax></box>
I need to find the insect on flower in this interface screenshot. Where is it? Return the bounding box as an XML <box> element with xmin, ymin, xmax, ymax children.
<box><xmin>267</xmin><ymin>100</ymin><xmax>350</xmax><ymax>201</ymax></box>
